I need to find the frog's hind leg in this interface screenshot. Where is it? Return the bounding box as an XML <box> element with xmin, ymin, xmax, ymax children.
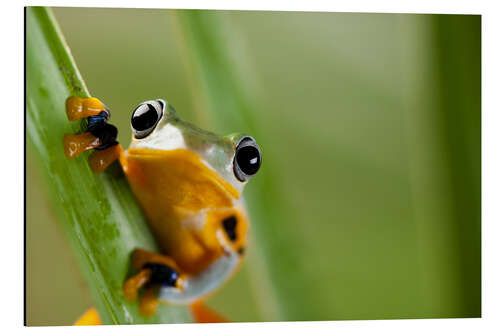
<box><xmin>189</xmin><ymin>301</ymin><xmax>229</xmax><ymax>323</ymax></box>
<box><xmin>123</xmin><ymin>248</ymin><xmax>184</xmax><ymax>316</ymax></box>
<box><xmin>74</xmin><ymin>307</ymin><xmax>102</xmax><ymax>325</ymax></box>
<box><xmin>63</xmin><ymin>96</ymin><xmax>122</xmax><ymax>173</ymax></box>
<box><xmin>124</xmin><ymin>249</ymin><xmax>232</xmax><ymax>321</ymax></box>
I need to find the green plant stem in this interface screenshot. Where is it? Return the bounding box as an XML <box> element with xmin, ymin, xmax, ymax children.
<box><xmin>26</xmin><ymin>6</ymin><xmax>191</xmax><ymax>324</ymax></box>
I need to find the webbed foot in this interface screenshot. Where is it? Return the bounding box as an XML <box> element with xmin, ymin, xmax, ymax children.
<box><xmin>63</xmin><ymin>96</ymin><xmax>122</xmax><ymax>173</ymax></box>
<box><xmin>123</xmin><ymin>248</ymin><xmax>184</xmax><ymax>316</ymax></box>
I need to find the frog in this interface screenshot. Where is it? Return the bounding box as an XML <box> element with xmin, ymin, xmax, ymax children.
<box><xmin>63</xmin><ymin>96</ymin><xmax>262</xmax><ymax>323</ymax></box>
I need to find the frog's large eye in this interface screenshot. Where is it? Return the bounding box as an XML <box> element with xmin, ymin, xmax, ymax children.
<box><xmin>131</xmin><ymin>100</ymin><xmax>164</xmax><ymax>139</ymax></box>
<box><xmin>233</xmin><ymin>137</ymin><xmax>262</xmax><ymax>182</ymax></box>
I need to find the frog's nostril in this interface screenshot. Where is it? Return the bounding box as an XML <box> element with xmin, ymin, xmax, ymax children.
<box><xmin>222</xmin><ymin>215</ymin><xmax>238</xmax><ymax>242</ymax></box>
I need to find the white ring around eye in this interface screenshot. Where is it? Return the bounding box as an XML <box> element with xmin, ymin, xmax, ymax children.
<box><xmin>131</xmin><ymin>100</ymin><xmax>164</xmax><ymax>139</ymax></box>
<box><xmin>233</xmin><ymin>136</ymin><xmax>262</xmax><ymax>182</ymax></box>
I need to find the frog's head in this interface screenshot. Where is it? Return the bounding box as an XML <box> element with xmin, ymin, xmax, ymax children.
<box><xmin>125</xmin><ymin>99</ymin><xmax>261</xmax><ymax>255</ymax></box>
<box><xmin>128</xmin><ymin>99</ymin><xmax>262</xmax><ymax>192</ymax></box>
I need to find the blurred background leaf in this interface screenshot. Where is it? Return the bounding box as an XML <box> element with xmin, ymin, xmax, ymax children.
<box><xmin>26</xmin><ymin>8</ymin><xmax>480</xmax><ymax>325</ymax></box>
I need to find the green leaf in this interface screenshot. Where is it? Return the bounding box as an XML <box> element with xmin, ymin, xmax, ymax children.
<box><xmin>172</xmin><ymin>10</ymin><xmax>480</xmax><ymax>321</ymax></box>
<box><xmin>173</xmin><ymin>10</ymin><xmax>301</xmax><ymax>321</ymax></box>
<box><xmin>26</xmin><ymin>7</ymin><xmax>191</xmax><ymax>324</ymax></box>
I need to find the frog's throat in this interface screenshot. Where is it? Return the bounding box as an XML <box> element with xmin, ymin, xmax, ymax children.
<box><xmin>124</xmin><ymin>147</ymin><xmax>240</xmax><ymax>201</ymax></box>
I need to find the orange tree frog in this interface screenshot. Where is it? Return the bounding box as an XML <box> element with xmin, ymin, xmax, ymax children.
<box><xmin>63</xmin><ymin>97</ymin><xmax>262</xmax><ymax>323</ymax></box>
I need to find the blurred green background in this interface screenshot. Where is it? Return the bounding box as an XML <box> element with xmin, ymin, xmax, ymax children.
<box><xmin>26</xmin><ymin>8</ymin><xmax>480</xmax><ymax>325</ymax></box>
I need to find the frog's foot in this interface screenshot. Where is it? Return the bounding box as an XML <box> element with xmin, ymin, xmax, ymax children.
<box><xmin>74</xmin><ymin>307</ymin><xmax>102</xmax><ymax>325</ymax></box>
<box><xmin>123</xmin><ymin>248</ymin><xmax>184</xmax><ymax>316</ymax></box>
<box><xmin>63</xmin><ymin>96</ymin><xmax>122</xmax><ymax>173</ymax></box>
<box><xmin>189</xmin><ymin>301</ymin><xmax>229</xmax><ymax>323</ymax></box>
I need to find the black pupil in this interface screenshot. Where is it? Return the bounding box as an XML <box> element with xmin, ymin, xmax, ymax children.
<box><xmin>131</xmin><ymin>104</ymin><xmax>158</xmax><ymax>131</ymax></box>
<box><xmin>222</xmin><ymin>216</ymin><xmax>238</xmax><ymax>242</ymax></box>
<box><xmin>236</xmin><ymin>145</ymin><xmax>261</xmax><ymax>176</ymax></box>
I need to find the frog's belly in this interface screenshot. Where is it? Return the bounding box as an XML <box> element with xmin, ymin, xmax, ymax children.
<box><xmin>127</xmin><ymin>180</ymin><xmax>223</xmax><ymax>274</ymax></box>
<box><xmin>150</xmin><ymin>212</ymin><xmax>222</xmax><ymax>274</ymax></box>
<box><xmin>122</xmin><ymin>149</ymin><xmax>234</xmax><ymax>274</ymax></box>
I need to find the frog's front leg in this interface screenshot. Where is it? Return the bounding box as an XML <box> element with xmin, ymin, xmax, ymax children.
<box><xmin>63</xmin><ymin>96</ymin><xmax>123</xmax><ymax>173</ymax></box>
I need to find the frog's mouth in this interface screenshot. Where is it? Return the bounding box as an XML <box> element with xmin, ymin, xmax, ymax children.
<box><xmin>126</xmin><ymin>147</ymin><xmax>240</xmax><ymax>201</ymax></box>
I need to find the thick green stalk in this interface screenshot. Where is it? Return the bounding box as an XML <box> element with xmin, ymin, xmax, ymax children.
<box><xmin>26</xmin><ymin>7</ymin><xmax>191</xmax><ymax>324</ymax></box>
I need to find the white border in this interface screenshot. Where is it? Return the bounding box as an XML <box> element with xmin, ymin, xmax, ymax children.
<box><xmin>4</xmin><ymin>0</ymin><xmax>499</xmax><ymax>332</ymax></box>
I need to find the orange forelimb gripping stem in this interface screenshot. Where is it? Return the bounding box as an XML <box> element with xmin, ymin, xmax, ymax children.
<box><xmin>139</xmin><ymin>286</ymin><xmax>161</xmax><ymax>317</ymax></box>
<box><xmin>88</xmin><ymin>144</ymin><xmax>123</xmax><ymax>173</ymax></box>
<box><xmin>63</xmin><ymin>132</ymin><xmax>101</xmax><ymax>158</ymax></box>
<box><xmin>123</xmin><ymin>268</ymin><xmax>152</xmax><ymax>301</ymax></box>
<box><xmin>66</xmin><ymin>96</ymin><xmax>106</xmax><ymax>121</ymax></box>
